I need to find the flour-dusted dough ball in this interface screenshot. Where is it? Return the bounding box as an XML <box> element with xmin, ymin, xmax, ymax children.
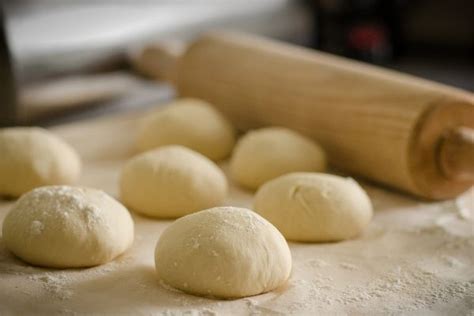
<box><xmin>2</xmin><ymin>186</ymin><xmax>134</xmax><ymax>268</ymax></box>
<box><xmin>254</xmin><ymin>173</ymin><xmax>373</xmax><ymax>242</ymax></box>
<box><xmin>230</xmin><ymin>127</ymin><xmax>326</xmax><ymax>190</ymax></box>
<box><xmin>120</xmin><ymin>145</ymin><xmax>227</xmax><ymax>218</ymax></box>
<box><xmin>155</xmin><ymin>206</ymin><xmax>292</xmax><ymax>298</ymax></box>
<box><xmin>0</xmin><ymin>127</ymin><xmax>81</xmax><ymax>197</ymax></box>
<box><xmin>137</xmin><ymin>98</ymin><xmax>236</xmax><ymax>160</ymax></box>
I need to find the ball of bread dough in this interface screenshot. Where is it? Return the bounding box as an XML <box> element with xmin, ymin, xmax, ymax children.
<box><xmin>2</xmin><ymin>186</ymin><xmax>134</xmax><ymax>268</ymax></box>
<box><xmin>120</xmin><ymin>145</ymin><xmax>227</xmax><ymax>218</ymax></box>
<box><xmin>230</xmin><ymin>127</ymin><xmax>326</xmax><ymax>190</ymax></box>
<box><xmin>136</xmin><ymin>98</ymin><xmax>236</xmax><ymax>160</ymax></box>
<box><xmin>0</xmin><ymin>127</ymin><xmax>81</xmax><ymax>197</ymax></box>
<box><xmin>155</xmin><ymin>206</ymin><xmax>292</xmax><ymax>298</ymax></box>
<box><xmin>254</xmin><ymin>173</ymin><xmax>373</xmax><ymax>242</ymax></box>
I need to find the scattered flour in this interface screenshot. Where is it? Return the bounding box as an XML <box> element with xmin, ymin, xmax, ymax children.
<box><xmin>441</xmin><ymin>255</ymin><xmax>465</xmax><ymax>268</ymax></box>
<box><xmin>159</xmin><ymin>308</ymin><xmax>217</xmax><ymax>316</ymax></box>
<box><xmin>307</xmin><ymin>259</ymin><xmax>329</xmax><ymax>268</ymax></box>
<box><xmin>0</xmin><ymin>168</ymin><xmax>472</xmax><ymax>314</ymax></box>
<box><xmin>339</xmin><ymin>262</ymin><xmax>358</xmax><ymax>270</ymax></box>
<box><xmin>28</xmin><ymin>273</ymin><xmax>73</xmax><ymax>300</ymax></box>
<box><xmin>29</xmin><ymin>220</ymin><xmax>44</xmax><ymax>235</ymax></box>
<box><xmin>455</xmin><ymin>193</ymin><xmax>473</xmax><ymax>220</ymax></box>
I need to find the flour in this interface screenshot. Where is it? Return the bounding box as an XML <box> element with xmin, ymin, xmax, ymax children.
<box><xmin>0</xmin><ymin>235</ymin><xmax>131</xmax><ymax>302</ymax></box>
<box><xmin>307</xmin><ymin>259</ymin><xmax>329</xmax><ymax>268</ymax></box>
<box><xmin>455</xmin><ymin>192</ymin><xmax>473</xmax><ymax>220</ymax></box>
<box><xmin>339</xmin><ymin>262</ymin><xmax>358</xmax><ymax>270</ymax></box>
<box><xmin>29</xmin><ymin>220</ymin><xmax>44</xmax><ymax>235</ymax></box>
<box><xmin>0</xmin><ymin>161</ymin><xmax>473</xmax><ymax>314</ymax></box>
<box><xmin>160</xmin><ymin>308</ymin><xmax>217</xmax><ymax>316</ymax></box>
<box><xmin>15</xmin><ymin>186</ymin><xmax>92</xmax><ymax>224</ymax></box>
<box><xmin>247</xmin><ymin>189</ymin><xmax>473</xmax><ymax>315</ymax></box>
<box><xmin>340</xmin><ymin>267</ymin><xmax>473</xmax><ymax>312</ymax></box>
<box><xmin>28</xmin><ymin>273</ymin><xmax>73</xmax><ymax>300</ymax></box>
<box><xmin>159</xmin><ymin>279</ymin><xmax>184</xmax><ymax>294</ymax></box>
<box><xmin>442</xmin><ymin>255</ymin><xmax>464</xmax><ymax>268</ymax></box>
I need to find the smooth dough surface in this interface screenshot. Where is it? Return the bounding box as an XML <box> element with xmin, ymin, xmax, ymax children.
<box><xmin>230</xmin><ymin>127</ymin><xmax>326</xmax><ymax>190</ymax></box>
<box><xmin>136</xmin><ymin>98</ymin><xmax>236</xmax><ymax>160</ymax></box>
<box><xmin>155</xmin><ymin>206</ymin><xmax>292</xmax><ymax>298</ymax></box>
<box><xmin>2</xmin><ymin>186</ymin><xmax>134</xmax><ymax>268</ymax></box>
<box><xmin>254</xmin><ymin>173</ymin><xmax>373</xmax><ymax>242</ymax></box>
<box><xmin>0</xmin><ymin>127</ymin><xmax>81</xmax><ymax>197</ymax></box>
<box><xmin>120</xmin><ymin>145</ymin><xmax>227</xmax><ymax>218</ymax></box>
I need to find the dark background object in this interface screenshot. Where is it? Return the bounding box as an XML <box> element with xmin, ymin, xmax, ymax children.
<box><xmin>314</xmin><ymin>0</ymin><xmax>474</xmax><ymax>62</ymax></box>
<box><xmin>0</xmin><ymin>7</ymin><xmax>17</xmax><ymax>127</ymax></box>
<box><xmin>314</xmin><ymin>0</ymin><xmax>405</xmax><ymax>63</ymax></box>
<box><xmin>313</xmin><ymin>0</ymin><xmax>474</xmax><ymax>90</ymax></box>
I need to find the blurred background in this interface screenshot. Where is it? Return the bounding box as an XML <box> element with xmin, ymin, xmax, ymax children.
<box><xmin>1</xmin><ymin>0</ymin><xmax>473</xmax><ymax>126</ymax></box>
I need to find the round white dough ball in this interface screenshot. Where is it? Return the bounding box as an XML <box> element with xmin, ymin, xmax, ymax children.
<box><xmin>120</xmin><ymin>145</ymin><xmax>227</xmax><ymax>218</ymax></box>
<box><xmin>0</xmin><ymin>127</ymin><xmax>81</xmax><ymax>197</ymax></box>
<box><xmin>155</xmin><ymin>206</ymin><xmax>292</xmax><ymax>298</ymax></box>
<box><xmin>137</xmin><ymin>98</ymin><xmax>236</xmax><ymax>160</ymax></box>
<box><xmin>230</xmin><ymin>127</ymin><xmax>326</xmax><ymax>190</ymax></box>
<box><xmin>2</xmin><ymin>186</ymin><xmax>134</xmax><ymax>268</ymax></box>
<box><xmin>254</xmin><ymin>173</ymin><xmax>373</xmax><ymax>242</ymax></box>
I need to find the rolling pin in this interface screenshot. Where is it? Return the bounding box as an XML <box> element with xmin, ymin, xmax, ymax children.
<box><xmin>132</xmin><ymin>32</ymin><xmax>474</xmax><ymax>200</ymax></box>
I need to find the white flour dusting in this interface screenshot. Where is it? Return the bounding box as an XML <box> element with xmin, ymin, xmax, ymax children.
<box><xmin>0</xmin><ymin>117</ymin><xmax>473</xmax><ymax>315</ymax></box>
<box><xmin>339</xmin><ymin>262</ymin><xmax>358</xmax><ymax>270</ymax></box>
<box><xmin>27</xmin><ymin>273</ymin><xmax>73</xmax><ymax>300</ymax></box>
<box><xmin>29</xmin><ymin>220</ymin><xmax>44</xmax><ymax>235</ymax></box>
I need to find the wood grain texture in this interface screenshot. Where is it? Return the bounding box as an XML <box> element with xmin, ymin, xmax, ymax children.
<box><xmin>174</xmin><ymin>32</ymin><xmax>474</xmax><ymax>199</ymax></box>
<box><xmin>439</xmin><ymin>126</ymin><xmax>474</xmax><ymax>181</ymax></box>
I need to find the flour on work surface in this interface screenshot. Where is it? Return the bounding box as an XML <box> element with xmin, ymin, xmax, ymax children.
<box><xmin>0</xmin><ymin>168</ymin><xmax>473</xmax><ymax>314</ymax></box>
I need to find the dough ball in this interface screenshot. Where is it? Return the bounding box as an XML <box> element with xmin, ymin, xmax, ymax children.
<box><xmin>120</xmin><ymin>145</ymin><xmax>227</xmax><ymax>218</ymax></box>
<box><xmin>254</xmin><ymin>173</ymin><xmax>373</xmax><ymax>242</ymax></box>
<box><xmin>2</xmin><ymin>186</ymin><xmax>134</xmax><ymax>268</ymax></box>
<box><xmin>155</xmin><ymin>206</ymin><xmax>292</xmax><ymax>298</ymax></box>
<box><xmin>0</xmin><ymin>127</ymin><xmax>81</xmax><ymax>197</ymax></box>
<box><xmin>136</xmin><ymin>98</ymin><xmax>236</xmax><ymax>160</ymax></box>
<box><xmin>230</xmin><ymin>127</ymin><xmax>326</xmax><ymax>190</ymax></box>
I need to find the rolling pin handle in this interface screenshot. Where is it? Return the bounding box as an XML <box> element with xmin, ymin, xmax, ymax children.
<box><xmin>129</xmin><ymin>41</ymin><xmax>185</xmax><ymax>84</ymax></box>
<box><xmin>439</xmin><ymin>127</ymin><xmax>474</xmax><ymax>181</ymax></box>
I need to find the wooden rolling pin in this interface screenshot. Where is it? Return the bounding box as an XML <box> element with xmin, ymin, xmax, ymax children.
<box><xmin>132</xmin><ymin>32</ymin><xmax>474</xmax><ymax>200</ymax></box>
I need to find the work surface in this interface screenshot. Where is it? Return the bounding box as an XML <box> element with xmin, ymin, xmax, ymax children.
<box><xmin>0</xmin><ymin>110</ymin><xmax>473</xmax><ymax>315</ymax></box>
